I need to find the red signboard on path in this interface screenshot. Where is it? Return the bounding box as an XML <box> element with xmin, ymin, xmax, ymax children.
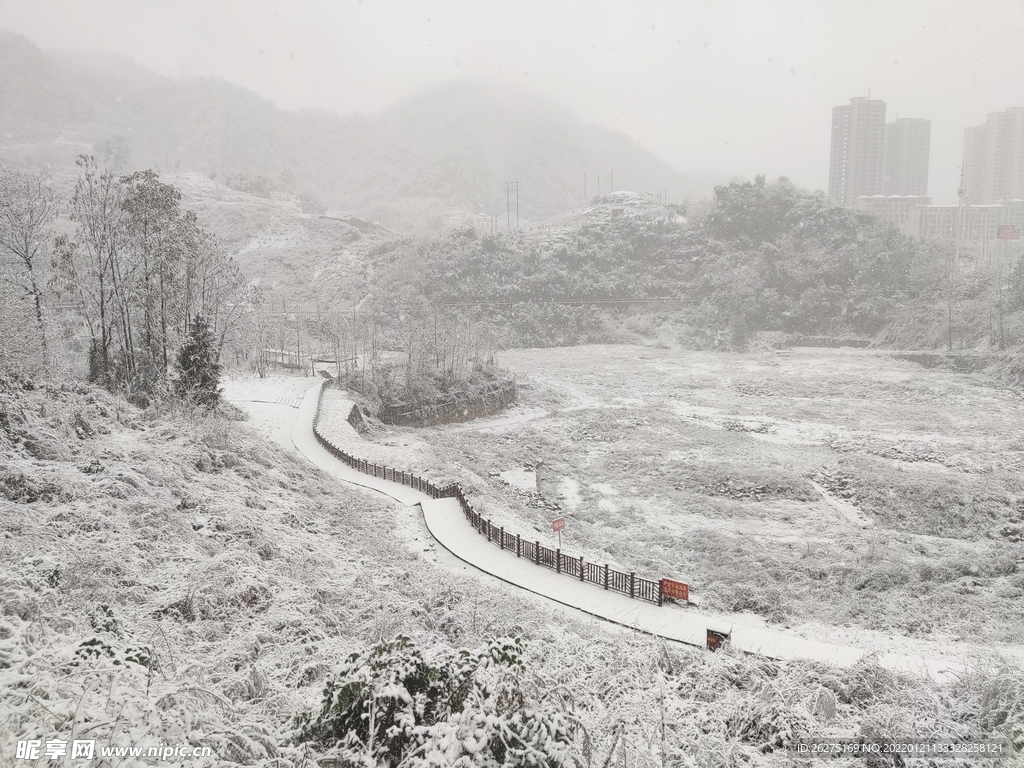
<box><xmin>660</xmin><ymin>578</ymin><xmax>689</xmax><ymax>602</ymax></box>
<box><xmin>998</xmin><ymin>225</ymin><xmax>1020</xmax><ymax>240</ymax></box>
<box><xmin>552</xmin><ymin>517</ymin><xmax>565</xmax><ymax>532</ymax></box>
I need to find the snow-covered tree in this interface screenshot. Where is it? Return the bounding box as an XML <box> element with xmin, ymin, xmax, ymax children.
<box><xmin>175</xmin><ymin>314</ymin><xmax>221</xmax><ymax>407</ymax></box>
<box><xmin>54</xmin><ymin>156</ymin><xmax>244</xmax><ymax>402</ymax></box>
<box><xmin>0</xmin><ymin>169</ymin><xmax>56</xmax><ymax>369</ymax></box>
<box><xmin>295</xmin><ymin>635</ymin><xmax>577</xmax><ymax>767</ymax></box>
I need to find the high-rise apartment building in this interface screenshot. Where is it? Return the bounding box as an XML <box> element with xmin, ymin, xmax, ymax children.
<box><xmin>962</xmin><ymin>106</ymin><xmax>1024</xmax><ymax>203</ymax></box>
<box><xmin>884</xmin><ymin>118</ymin><xmax>931</xmax><ymax>195</ymax></box>
<box><xmin>829</xmin><ymin>97</ymin><xmax>887</xmax><ymax>207</ymax></box>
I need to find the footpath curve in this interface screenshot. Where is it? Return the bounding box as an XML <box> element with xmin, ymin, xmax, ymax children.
<box><xmin>289</xmin><ymin>380</ymin><xmax>967</xmax><ymax>680</ymax></box>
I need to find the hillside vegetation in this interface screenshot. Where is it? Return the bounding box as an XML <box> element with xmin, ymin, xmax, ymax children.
<box><xmin>361</xmin><ymin>178</ymin><xmax>1001</xmax><ymax>353</ymax></box>
<box><xmin>1</xmin><ymin>372</ymin><xmax>1023</xmax><ymax>765</ymax></box>
<box><xmin>164</xmin><ymin>176</ymin><xmax>1024</xmax><ymax>388</ymax></box>
<box><xmin>0</xmin><ymin>31</ymin><xmax>727</xmax><ymax>232</ymax></box>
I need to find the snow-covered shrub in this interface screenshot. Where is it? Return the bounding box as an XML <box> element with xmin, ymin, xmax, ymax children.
<box><xmin>952</xmin><ymin>661</ymin><xmax>1024</xmax><ymax>753</ymax></box>
<box><xmin>722</xmin><ymin>682</ymin><xmax>811</xmax><ymax>752</ymax></box>
<box><xmin>294</xmin><ymin>635</ymin><xmax>576</xmax><ymax>767</ymax></box>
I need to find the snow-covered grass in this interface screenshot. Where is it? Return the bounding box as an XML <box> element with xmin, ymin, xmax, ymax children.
<box><xmin>326</xmin><ymin>344</ymin><xmax>1024</xmax><ymax>658</ymax></box>
<box><xmin>2</xmin><ymin>372</ymin><xmax>1023</xmax><ymax>765</ymax></box>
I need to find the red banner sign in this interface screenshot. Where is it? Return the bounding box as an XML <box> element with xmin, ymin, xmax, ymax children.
<box><xmin>552</xmin><ymin>517</ymin><xmax>565</xmax><ymax>532</ymax></box>
<box><xmin>998</xmin><ymin>225</ymin><xmax>1020</xmax><ymax>240</ymax></box>
<box><xmin>660</xmin><ymin>578</ymin><xmax>689</xmax><ymax>601</ymax></box>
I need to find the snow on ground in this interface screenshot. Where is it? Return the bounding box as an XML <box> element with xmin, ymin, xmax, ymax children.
<box><xmin>225</xmin><ymin>359</ymin><xmax>1024</xmax><ymax>672</ymax></box>
<box><xmin>808</xmin><ymin>479</ymin><xmax>875</xmax><ymax>528</ymax></box>
<box><xmin>461</xmin><ymin>344</ymin><xmax>1024</xmax><ymax>658</ymax></box>
<box><xmin>437</xmin><ymin>404</ymin><xmax>548</xmax><ymax>433</ymax></box>
<box><xmin>558</xmin><ymin>478</ymin><xmax>581</xmax><ymax>508</ymax></box>
<box><xmin>221</xmin><ymin>372</ymin><xmax>318</xmax><ymax>452</ymax></box>
<box><xmin>279</xmin><ymin>378</ymin><xmax>990</xmax><ymax>676</ymax></box>
<box><xmin>499</xmin><ymin>468</ymin><xmax>537</xmax><ymax>492</ymax></box>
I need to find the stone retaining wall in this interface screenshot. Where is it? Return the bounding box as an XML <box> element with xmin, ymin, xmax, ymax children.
<box><xmin>379</xmin><ymin>380</ymin><xmax>517</xmax><ymax>427</ymax></box>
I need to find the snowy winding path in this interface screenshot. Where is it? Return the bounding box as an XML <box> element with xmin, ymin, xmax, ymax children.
<box><xmin>234</xmin><ymin>376</ymin><xmax>973</xmax><ymax>680</ymax></box>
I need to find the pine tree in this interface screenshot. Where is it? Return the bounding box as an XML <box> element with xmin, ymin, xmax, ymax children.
<box><xmin>175</xmin><ymin>314</ymin><xmax>221</xmax><ymax>406</ymax></box>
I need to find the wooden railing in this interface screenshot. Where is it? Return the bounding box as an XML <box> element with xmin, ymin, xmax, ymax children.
<box><xmin>312</xmin><ymin>383</ymin><xmax>670</xmax><ymax>606</ymax></box>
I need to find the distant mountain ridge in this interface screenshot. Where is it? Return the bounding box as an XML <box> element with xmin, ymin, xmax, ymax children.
<box><xmin>0</xmin><ymin>30</ymin><xmax>733</xmax><ymax>230</ymax></box>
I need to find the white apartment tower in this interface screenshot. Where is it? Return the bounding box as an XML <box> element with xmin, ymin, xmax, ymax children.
<box><xmin>885</xmin><ymin>118</ymin><xmax>931</xmax><ymax>196</ymax></box>
<box><xmin>962</xmin><ymin>106</ymin><xmax>1024</xmax><ymax>203</ymax></box>
<box><xmin>829</xmin><ymin>97</ymin><xmax>887</xmax><ymax>207</ymax></box>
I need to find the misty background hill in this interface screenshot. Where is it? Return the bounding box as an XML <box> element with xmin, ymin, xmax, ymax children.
<box><xmin>0</xmin><ymin>30</ymin><xmax>732</xmax><ymax>231</ymax></box>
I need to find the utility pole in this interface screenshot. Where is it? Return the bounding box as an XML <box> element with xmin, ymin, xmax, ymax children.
<box><xmin>955</xmin><ymin>165</ymin><xmax>968</xmax><ymax>271</ymax></box>
<box><xmin>515</xmin><ymin>181</ymin><xmax>519</xmax><ymax>230</ymax></box>
<box><xmin>949</xmin><ymin>166</ymin><xmax>968</xmax><ymax>351</ymax></box>
<box><xmin>505</xmin><ymin>181</ymin><xmax>519</xmax><ymax>230</ymax></box>
<box><xmin>998</xmin><ymin>259</ymin><xmax>1005</xmax><ymax>349</ymax></box>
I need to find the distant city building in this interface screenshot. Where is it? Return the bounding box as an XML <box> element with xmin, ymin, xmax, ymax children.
<box><xmin>905</xmin><ymin>199</ymin><xmax>1024</xmax><ymax>245</ymax></box>
<box><xmin>829</xmin><ymin>97</ymin><xmax>932</xmax><ymax>207</ymax></box>
<box><xmin>961</xmin><ymin>106</ymin><xmax>1024</xmax><ymax>203</ymax></box>
<box><xmin>829</xmin><ymin>97</ymin><xmax>887</xmax><ymax>207</ymax></box>
<box><xmin>853</xmin><ymin>195</ymin><xmax>931</xmax><ymax>230</ymax></box>
<box><xmin>884</xmin><ymin>118</ymin><xmax>931</xmax><ymax>195</ymax></box>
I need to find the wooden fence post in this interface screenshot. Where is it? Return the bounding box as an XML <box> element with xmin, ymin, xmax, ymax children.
<box><xmin>630</xmin><ymin>572</ymin><xmax>635</xmax><ymax>599</ymax></box>
<box><xmin>535</xmin><ymin>542</ymin><xmax>540</xmax><ymax>565</ymax></box>
<box><xmin>487</xmin><ymin>521</ymin><xmax>492</xmax><ymax>542</ymax></box>
<box><xmin>556</xmin><ymin>550</ymin><xmax>561</xmax><ymax>574</ymax></box>
<box><xmin>604</xmin><ymin>563</ymin><xmax>609</xmax><ymax>590</ymax></box>
<box><xmin>580</xmin><ymin>556</ymin><xmax>585</xmax><ymax>581</ymax></box>
<box><xmin>500</xmin><ymin>527</ymin><xmax>504</xmax><ymax>550</ymax></box>
<box><xmin>658</xmin><ymin>579</ymin><xmax>663</xmax><ymax>607</ymax></box>
<box><xmin>516</xmin><ymin>534</ymin><xmax>521</xmax><ymax>557</ymax></box>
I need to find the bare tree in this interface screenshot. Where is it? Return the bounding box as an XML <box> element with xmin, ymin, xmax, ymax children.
<box><xmin>0</xmin><ymin>169</ymin><xmax>56</xmax><ymax>368</ymax></box>
<box><xmin>53</xmin><ymin>156</ymin><xmax>127</xmax><ymax>387</ymax></box>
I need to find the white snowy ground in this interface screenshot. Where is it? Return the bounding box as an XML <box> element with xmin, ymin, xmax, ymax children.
<box><xmin>223</xmin><ymin>373</ymin><xmax>1001</xmax><ymax>682</ymax></box>
<box><xmin>221</xmin><ymin>373</ymin><xmax>316</xmax><ymax>453</ymax></box>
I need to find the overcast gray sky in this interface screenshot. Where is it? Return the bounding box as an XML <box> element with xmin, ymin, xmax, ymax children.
<box><xmin>2</xmin><ymin>0</ymin><xmax>1023</xmax><ymax>204</ymax></box>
